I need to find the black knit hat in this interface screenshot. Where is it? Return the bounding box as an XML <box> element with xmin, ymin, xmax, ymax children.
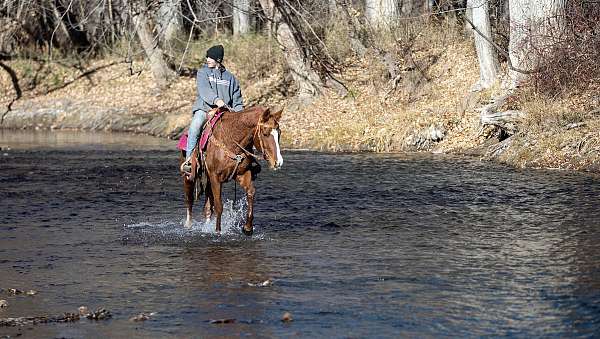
<box><xmin>206</xmin><ymin>45</ymin><xmax>224</xmax><ymax>63</ymax></box>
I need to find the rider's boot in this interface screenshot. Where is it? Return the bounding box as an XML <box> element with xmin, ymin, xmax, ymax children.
<box><xmin>181</xmin><ymin>156</ymin><xmax>193</xmax><ymax>174</ymax></box>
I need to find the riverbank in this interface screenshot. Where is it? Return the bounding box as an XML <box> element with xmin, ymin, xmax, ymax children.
<box><xmin>2</xmin><ymin>36</ymin><xmax>599</xmax><ymax>172</ymax></box>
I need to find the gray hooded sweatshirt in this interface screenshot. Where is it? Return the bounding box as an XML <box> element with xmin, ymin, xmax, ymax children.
<box><xmin>192</xmin><ymin>65</ymin><xmax>244</xmax><ymax>114</ymax></box>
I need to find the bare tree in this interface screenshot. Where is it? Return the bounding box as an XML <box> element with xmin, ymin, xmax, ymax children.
<box><xmin>508</xmin><ymin>0</ymin><xmax>565</xmax><ymax>87</ymax></box>
<box><xmin>401</xmin><ymin>0</ymin><xmax>427</xmax><ymax>16</ymax></box>
<box><xmin>468</xmin><ymin>0</ymin><xmax>499</xmax><ymax>90</ymax></box>
<box><xmin>257</xmin><ymin>0</ymin><xmax>324</xmax><ymax>101</ymax></box>
<box><xmin>365</xmin><ymin>0</ymin><xmax>398</xmax><ymax>27</ymax></box>
<box><xmin>132</xmin><ymin>3</ymin><xmax>175</xmax><ymax>89</ymax></box>
<box><xmin>233</xmin><ymin>0</ymin><xmax>252</xmax><ymax>36</ymax></box>
<box><xmin>158</xmin><ymin>0</ymin><xmax>183</xmax><ymax>46</ymax></box>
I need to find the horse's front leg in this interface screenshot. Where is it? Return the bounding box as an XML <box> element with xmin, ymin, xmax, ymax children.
<box><xmin>237</xmin><ymin>171</ymin><xmax>255</xmax><ymax>236</ymax></box>
<box><xmin>209</xmin><ymin>175</ymin><xmax>223</xmax><ymax>233</ymax></box>
<box><xmin>181</xmin><ymin>156</ymin><xmax>195</xmax><ymax>229</ymax></box>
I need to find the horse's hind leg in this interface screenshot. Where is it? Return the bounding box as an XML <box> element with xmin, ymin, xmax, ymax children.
<box><xmin>237</xmin><ymin>171</ymin><xmax>255</xmax><ymax>236</ymax></box>
<box><xmin>203</xmin><ymin>179</ymin><xmax>213</xmax><ymax>222</ymax></box>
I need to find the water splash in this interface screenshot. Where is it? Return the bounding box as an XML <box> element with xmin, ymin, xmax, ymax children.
<box><xmin>122</xmin><ymin>199</ymin><xmax>265</xmax><ymax>245</ymax></box>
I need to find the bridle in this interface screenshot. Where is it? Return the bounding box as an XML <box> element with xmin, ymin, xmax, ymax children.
<box><xmin>210</xmin><ymin>112</ymin><xmax>275</xmax><ymax>180</ymax></box>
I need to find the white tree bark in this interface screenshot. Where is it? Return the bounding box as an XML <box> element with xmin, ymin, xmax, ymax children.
<box><xmin>329</xmin><ymin>0</ymin><xmax>337</xmax><ymax>14</ymax></box>
<box><xmin>233</xmin><ymin>0</ymin><xmax>252</xmax><ymax>36</ymax></box>
<box><xmin>401</xmin><ymin>0</ymin><xmax>424</xmax><ymax>16</ymax></box>
<box><xmin>365</xmin><ymin>0</ymin><xmax>398</xmax><ymax>27</ymax></box>
<box><xmin>157</xmin><ymin>0</ymin><xmax>182</xmax><ymax>45</ymax></box>
<box><xmin>508</xmin><ymin>0</ymin><xmax>565</xmax><ymax>87</ymax></box>
<box><xmin>257</xmin><ymin>0</ymin><xmax>323</xmax><ymax>99</ymax></box>
<box><xmin>133</xmin><ymin>9</ymin><xmax>174</xmax><ymax>89</ymax></box>
<box><xmin>468</xmin><ymin>0</ymin><xmax>500</xmax><ymax>90</ymax></box>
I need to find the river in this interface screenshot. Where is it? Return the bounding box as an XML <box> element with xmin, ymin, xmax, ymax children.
<box><xmin>1</xmin><ymin>130</ymin><xmax>599</xmax><ymax>338</ymax></box>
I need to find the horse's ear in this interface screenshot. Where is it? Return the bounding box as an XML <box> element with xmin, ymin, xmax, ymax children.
<box><xmin>261</xmin><ymin>107</ymin><xmax>271</xmax><ymax>122</ymax></box>
<box><xmin>272</xmin><ymin>107</ymin><xmax>284</xmax><ymax>122</ymax></box>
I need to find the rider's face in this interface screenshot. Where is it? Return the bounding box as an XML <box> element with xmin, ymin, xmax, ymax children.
<box><xmin>206</xmin><ymin>57</ymin><xmax>218</xmax><ymax>68</ymax></box>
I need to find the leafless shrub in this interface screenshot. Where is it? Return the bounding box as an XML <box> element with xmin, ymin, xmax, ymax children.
<box><xmin>529</xmin><ymin>0</ymin><xmax>600</xmax><ymax>96</ymax></box>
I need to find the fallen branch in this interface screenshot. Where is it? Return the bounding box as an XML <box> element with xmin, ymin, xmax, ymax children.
<box><xmin>481</xmin><ymin>109</ymin><xmax>526</xmax><ymax>133</ymax></box>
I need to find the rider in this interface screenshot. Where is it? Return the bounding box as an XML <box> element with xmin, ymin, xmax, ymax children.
<box><xmin>181</xmin><ymin>44</ymin><xmax>244</xmax><ymax>173</ymax></box>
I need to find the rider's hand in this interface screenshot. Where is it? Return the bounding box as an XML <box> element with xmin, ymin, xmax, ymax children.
<box><xmin>215</xmin><ymin>98</ymin><xmax>225</xmax><ymax>108</ymax></box>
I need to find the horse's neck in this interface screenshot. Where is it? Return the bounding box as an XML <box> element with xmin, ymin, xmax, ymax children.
<box><xmin>215</xmin><ymin>109</ymin><xmax>260</xmax><ymax>147</ymax></box>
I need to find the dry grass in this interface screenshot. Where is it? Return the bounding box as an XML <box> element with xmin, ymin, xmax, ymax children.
<box><xmin>281</xmin><ymin>18</ymin><xmax>481</xmax><ymax>152</ymax></box>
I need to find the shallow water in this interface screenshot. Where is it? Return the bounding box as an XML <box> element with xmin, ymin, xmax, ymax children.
<box><xmin>1</xmin><ymin>130</ymin><xmax>600</xmax><ymax>338</ymax></box>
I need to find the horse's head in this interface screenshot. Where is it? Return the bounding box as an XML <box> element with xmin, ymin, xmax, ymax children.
<box><xmin>254</xmin><ymin>107</ymin><xmax>284</xmax><ymax>170</ymax></box>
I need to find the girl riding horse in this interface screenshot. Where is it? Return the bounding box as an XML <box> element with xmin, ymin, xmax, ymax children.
<box><xmin>181</xmin><ymin>44</ymin><xmax>244</xmax><ymax>174</ymax></box>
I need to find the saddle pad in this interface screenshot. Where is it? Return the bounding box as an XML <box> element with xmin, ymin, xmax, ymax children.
<box><xmin>177</xmin><ymin>133</ymin><xmax>188</xmax><ymax>151</ymax></box>
<box><xmin>176</xmin><ymin>109</ymin><xmax>226</xmax><ymax>152</ymax></box>
<box><xmin>199</xmin><ymin>110</ymin><xmax>225</xmax><ymax>151</ymax></box>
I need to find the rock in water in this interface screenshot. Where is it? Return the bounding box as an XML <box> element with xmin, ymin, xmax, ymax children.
<box><xmin>86</xmin><ymin>309</ymin><xmax>111</xmax><ymax>320</ymax></box>
<box><xmin>209</xmin><ymin>318</ymin><xmax>236</xmax><ymax>324</ymax></box>
<box><xmin>281</xmin><ymin>312</ymin><xmax>293</xmax><ymax>322</ymax></box>
<box><xmin>0</xmin><ymin>300</ymin><xmax>7</xmax><ymax>308</ymax></box>
<box><xmin>247</xmin><ymin>279</ymin><xmax>273</xmax><ymax>287</ymax></box>
<box><xmin>129</xmin><ymin>312</ymin><xmax>156</xmax><ymax>322</ymax></box>
<box><xmin>78</xmin><ymin>306</ymin><xmax>89</xmax><ymax>316</ymax></box>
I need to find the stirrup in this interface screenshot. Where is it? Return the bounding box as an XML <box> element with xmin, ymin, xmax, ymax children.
<box><xmin>180</xmin><ymin>157</ymin><xmax>192</xmax><ymax>174</ymax></box>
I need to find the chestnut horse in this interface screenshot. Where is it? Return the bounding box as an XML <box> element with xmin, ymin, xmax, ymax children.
<box><xmin>179</xmin><ymin>106</ymin><xmax>283</xmax><ymax>235</ymax></box>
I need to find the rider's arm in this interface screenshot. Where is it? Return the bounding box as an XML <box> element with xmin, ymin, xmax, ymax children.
<box><xmin>231</xmin><ymin>76</ymin><xmax>244</xmax><ymax>112</ymax></box>
<box><xmin>196</xmin><ymin>69</ymin><xmax>219</xmax><ymax>106</ymax></box>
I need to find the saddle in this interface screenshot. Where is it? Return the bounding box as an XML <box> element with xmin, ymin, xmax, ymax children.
<box><xmin>177</xmin><ymin>108</ymin><xmax>227</xmax><ymax>180</ymax></box>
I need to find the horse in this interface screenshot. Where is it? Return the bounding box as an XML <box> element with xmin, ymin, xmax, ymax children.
<box><xmin>179</xmin><ymin>106</ymin><xmax>284</xmax><ymax>235</ymax></box>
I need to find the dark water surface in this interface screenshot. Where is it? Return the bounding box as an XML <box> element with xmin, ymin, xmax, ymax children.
<box><xmin>1</xmin><ymin>130</ymin><xmax>600</xmax><ymax>338</ymax></box>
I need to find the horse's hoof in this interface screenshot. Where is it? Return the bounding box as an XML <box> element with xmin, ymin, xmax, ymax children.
<box><xmin>242</xmin><ymin>227</ymin><xmax>253</xmax><ymax>236</ymax></box>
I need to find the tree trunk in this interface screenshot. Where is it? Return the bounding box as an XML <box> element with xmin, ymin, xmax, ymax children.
<box><xmin>468</xmin><ymin>0</ymin><xmax>500</xmax><ymax>90</ymax></box>
<box><xmin>329</xmin><ymin>0</ymin><xmax>337</xmax><ymax>14</ymax></box>
<box><xmin>365</xmin><ymin>0</ymin><xmax>398</xmax><ymax>27</ymax></box>
<box><xmin>508</xmin><ymin>0</ymin><xmax>565</xmax><ymax>87</ymax></box>
<box><xmin>132</xmin><ymin>8</ymin><xmax>174</xmax><ymax>89</ymax></box>
<box><xmin>257</xmin><ymin>0</ymin><xmax>323</xmax><ymax>100</ymax></box>
<box><xmin>157</xmin><ymin>0</ymin><xmax>182</xmax><ymax>47</ymax></box>
<box><xmin>401</xmin><ymin>0</ymin><xmax>424</xmax><ymax>16</ymax></box>
<box><xmin>233</xmin><ymin>0</ymin><xmax>252</xmax><ymax>36</ymax></box>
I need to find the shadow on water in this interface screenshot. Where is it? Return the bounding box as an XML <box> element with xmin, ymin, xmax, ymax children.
<box><xmin>1</xmin><ymin>131</ymin><xmax>600</xmax><ymax>337</ymax></box>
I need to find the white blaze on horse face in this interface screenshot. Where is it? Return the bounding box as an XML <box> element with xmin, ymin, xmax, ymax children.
<box><xmin>271</xmin><ymin>129</ymin><xmax>283</xmax><ymax>168</ymax></box>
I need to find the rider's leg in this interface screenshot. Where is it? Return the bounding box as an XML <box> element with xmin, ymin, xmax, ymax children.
<box><xmin>181</xmin><ymin>110</ymin><xmax>207</xmax><ymax>173</ymax></box>
<box><xmin>186</xmin><ymin>110</ymin><xmax>208</xmax><ymax>159</ymax></box>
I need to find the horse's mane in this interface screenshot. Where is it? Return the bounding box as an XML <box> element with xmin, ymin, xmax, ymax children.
<box><xmin>220</xmin><ymin>106</ymin><xmax>265</xmax><ymax>128</ymax></box>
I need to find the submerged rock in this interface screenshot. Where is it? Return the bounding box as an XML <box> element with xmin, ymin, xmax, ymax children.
<box><xmin>85</xmin><ymin>308</ymin><xmax>111</xmax><ymax>320</ymax></box>
<box><xmin>0</xmin><ymin>300</ymin><xmax>7</xmax><ymax>308</ymax></box>
<box><xmin>0</xmin><ymin>313</ymin><xmax>80</xmax><ymax>327</ymax></box>
<box><xmin>209</xmin><ymin>318</ymin><xmax>236</xmax><ymax>324</ymax></box>
<box><xmin>129</xmin><ymin>312</ymin><xmax>156</xmax><ymax>322</ymax></box>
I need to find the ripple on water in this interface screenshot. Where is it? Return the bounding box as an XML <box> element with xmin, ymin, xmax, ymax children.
<box><xmin>121</xmin><ymin>199</ymin><xmax>267</xmax><ymax>245</ymax></box>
